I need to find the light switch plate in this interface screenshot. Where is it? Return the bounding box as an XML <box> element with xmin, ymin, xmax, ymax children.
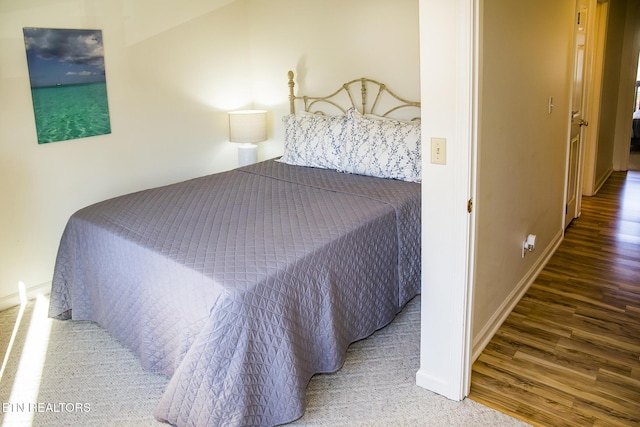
<box><xmin>431</xmin><ymin>137</ymin><xmax>446</xmax><ymax>165</ymax></box>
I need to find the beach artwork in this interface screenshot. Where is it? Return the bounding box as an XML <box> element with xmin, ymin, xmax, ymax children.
<box><xmin>23</xmin><ymin>27</ymin><xmax>111</xmax><ymax>144</ymax></box>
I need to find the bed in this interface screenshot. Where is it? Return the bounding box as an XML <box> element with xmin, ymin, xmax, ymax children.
<box><xmin>48</xmin><ymin>71</ymin><xmax>422</xmax><ymax>427</ymax></box>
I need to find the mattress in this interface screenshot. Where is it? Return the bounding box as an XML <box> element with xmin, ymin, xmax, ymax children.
<box><xmin>49</xmin><ymin>159</ymin><xmax>421</xmax><ymax>426</ymax></box>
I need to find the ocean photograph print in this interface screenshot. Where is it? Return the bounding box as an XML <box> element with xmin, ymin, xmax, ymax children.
<box><xmin>23</xmin><ymin>27</ymin><xmax>112</xmax><ymax>144</ymax></box>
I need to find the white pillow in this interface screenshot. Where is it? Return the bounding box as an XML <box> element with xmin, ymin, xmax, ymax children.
<box><xmin>343</xmin><ymin>109</ymin><xmax>421</xmax><ymax>182</ymax></box>
<box><xmin>279</xmin><ymin>113</ymin><xmax>347</xmax><ymax>170</ymax></box>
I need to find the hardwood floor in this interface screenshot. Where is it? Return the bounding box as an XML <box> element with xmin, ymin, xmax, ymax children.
<box><xmin>469</xmin><ymin>171</ymin><xmax>640</xmax><ymax>427</ymax></box>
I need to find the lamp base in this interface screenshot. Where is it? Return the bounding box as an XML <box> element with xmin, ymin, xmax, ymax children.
<box><xmin>237</xmin><ymin>143</ymin><xmax>258</xmax><ymax>167</ymax></box>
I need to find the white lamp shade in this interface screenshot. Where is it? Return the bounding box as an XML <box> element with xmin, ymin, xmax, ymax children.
<box><xmin>228</xmin><ymin>110</ymin><xmax>268</xmax><ymax>143</ymax></box>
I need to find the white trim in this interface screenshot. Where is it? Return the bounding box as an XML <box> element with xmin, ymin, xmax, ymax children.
<box><xmin>0</xmin><ymin>281</ymin><xmax>51</xmax><ymax>312</ymax></box>
<box><xmin>416</xmin><ymin>0</ymin><xmax>477</xmax><ymax>401</ymax></box>
<box><xmin>471</xmin><ymin>230</ymin><xmax>564</xmax><ymax>362</ymax></box>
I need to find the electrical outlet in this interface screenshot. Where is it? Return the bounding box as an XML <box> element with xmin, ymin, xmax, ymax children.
<box><xmin>431</xmin><ymin>137</ymin><xmax>446</xmax><ymax>165</ymax></box>
<box><xmin>522</xmin><ymin>234</ymin><xmax>536</xmax><ymax>258</ymax></box>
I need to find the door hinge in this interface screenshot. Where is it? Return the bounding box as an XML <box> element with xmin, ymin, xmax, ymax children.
<box><xmin>467</xmin><ymin>198</ymin><xmax>473</xmax><ymax>213</ymax></box>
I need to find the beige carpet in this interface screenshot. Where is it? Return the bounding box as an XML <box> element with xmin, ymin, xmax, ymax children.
<box><xmin>0</xmin><ymin>295</ymin><xmax>529</xmax><ymax>427</ymax></box>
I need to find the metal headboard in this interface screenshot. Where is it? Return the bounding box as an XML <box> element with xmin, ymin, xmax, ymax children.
<box><xmin>288</xmin><ymin>70</ymin><xmax>420</xmax><ymax>120</ymax></box>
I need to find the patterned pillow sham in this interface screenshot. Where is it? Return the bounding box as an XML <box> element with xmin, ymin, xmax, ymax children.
<box><xmin>279</xmin><ymin>113</ymin><xmax>347</xmax><ymax>170</ymax></box>
<box><xmin>343</xmin><ymin>109</ymin><xmax>421</xmax><ymax>183</ymax></box>
<box><xmin>365</xmin><ymin>113</ymin><xmax>420</xmax><ymax>123</ymax></box>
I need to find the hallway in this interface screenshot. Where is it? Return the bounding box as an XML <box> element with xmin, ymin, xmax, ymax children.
<box><xmin>469</xmin><ymin>171</ymin><xmax>640</xmax><ymax>426</ymax></box>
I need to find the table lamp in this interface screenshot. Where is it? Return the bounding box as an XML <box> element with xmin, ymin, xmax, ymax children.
<box><xmin>228</xmin><ymin>110</ymin><xmax>267</xmax><ymax>166</ymax></box>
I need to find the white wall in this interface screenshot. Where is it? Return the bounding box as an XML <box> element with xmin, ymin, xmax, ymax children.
<box><xmin>247</xmin><ymin>0</ymin><xmax>421</xmax><ymax>160</ymax></box>
<box><xmin>0</xmin><ymin>0</ymin><xmax>253</xmax><ymax>308</ymax></box>
<box><xmin>0</xmin><ymin>0</ymin><xmax>420</xmax><ymax>307</ymax></box>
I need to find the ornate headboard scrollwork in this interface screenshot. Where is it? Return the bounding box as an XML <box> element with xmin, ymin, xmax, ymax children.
<box><xmin>288</xmin><ymin>70</ymin><xmax>420</xmax><ymax>120</ymax></box>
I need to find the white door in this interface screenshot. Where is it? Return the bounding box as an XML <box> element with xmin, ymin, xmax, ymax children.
<box><xmin>566</xmin><ymin>0</ymin><xmax>592</xmax><ymax>228</ymax></box>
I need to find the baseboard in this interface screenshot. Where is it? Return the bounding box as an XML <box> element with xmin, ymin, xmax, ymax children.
<box><xmin>416</xmin><ymin>368</ymin><xmax>465</xmax><ymax>401</ymax></box>
<box><xmin>0</xmin><ymin>281</ymin><xmax>51</xmax><ymax>312</ymax></box>
<box><xmin>593</xmin><ymin>167</ymin><xmax>613</xmax><ymax>196</ymax></box>
<box><xmin>471</xmin><ymin>229</ymin><xmax>564</xmax><ymax>362</ymax></box>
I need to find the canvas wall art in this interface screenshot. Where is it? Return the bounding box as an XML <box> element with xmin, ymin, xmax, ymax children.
<box><xmin>23</xmin><ymin>27</ymin><xmax>111</xmax><ymax>144</ymax></box>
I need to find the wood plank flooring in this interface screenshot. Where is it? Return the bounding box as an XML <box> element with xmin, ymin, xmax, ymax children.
<box><xmin>469</xmin><ymin>171</ymin><xmax>640</xmax><ymax>427</ymax></box>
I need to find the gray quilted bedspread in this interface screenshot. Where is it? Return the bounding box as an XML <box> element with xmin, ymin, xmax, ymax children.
<box><xmin>48</xmin><ymin>160</ymin><xmax>421</xmax><ymax>427</ymax></box>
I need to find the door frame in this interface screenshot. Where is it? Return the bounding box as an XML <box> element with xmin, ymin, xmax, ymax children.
<box><xmin>565</xmin><ymin>0</ymin><xmax>597</xmax><ymax>228</ymax></box>
<box><xmin>416</xmin><ymin>0</ymin><xmax>477</xmax><ymax>400</ymax></box>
